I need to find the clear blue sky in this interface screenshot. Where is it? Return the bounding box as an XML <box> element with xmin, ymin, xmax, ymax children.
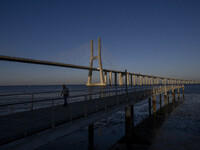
<box><xmin>0</xmin><ymin>0</ymin><xmax>200</xmax><ymax>85</ymax></box>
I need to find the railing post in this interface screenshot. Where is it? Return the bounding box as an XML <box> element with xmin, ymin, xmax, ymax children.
<box><xmin>148</xmin><ymin>97</ymin><xmax>151</xmax><ymax>116</ymax></box>
<box><xmin>51</xmin><ymin>99</ymin><xmax>55</xmax><ymax>128</ymax></box>
<box><xmin>104</xmin><ymin>94</ymin><xmax>107</xmax><ymax>110</ymax></box>
<box><xmin>84</xmin><ymin>95</ymin><xmax>88</xmax><ymax>117</ymax></box>
<box><xmin>125</xmin><ymin>70</ymin><xmax>128</xmax><ymax>102</ymax></box>
<box><xmin>31</xmin><ymin>93</ymin><xmax>34</xmax><ymax>111</ymax></box>
<box><xmin>153</xmin><ymin>88</ymin><xmax>156</xmax><ymax>116</ymax></box>
<box><xmin>159</xmin><ymin>94</ymin><xmax>162</xmax><ymax>110</ymax></box>
<box><xmin>115</xmin><ymin>87</ymin><xmax>119</xmax><ymax>104</ymax></box>
<box><xmin>172</xmin><ymin>85</ymin><xmax>175</xmax><ymax>102</ymax></box>
<box><xmin>99</xmin><ymin>88</ymin><xmax>102</xmax><ymax>98</ymax></box>
<box><xmin>164</xmin><ymin>86</ymin><xmax>167</xmax><ymax>106</ymax></box>
<box><xmin>178</xmin><ymin>87</ymin><xmax>180</xmax><ymax>100</ymax></box>
<box><xmin>167</xmin><ymin>91</ymin><xmax>169</xmax><ymax>104</ymax></box>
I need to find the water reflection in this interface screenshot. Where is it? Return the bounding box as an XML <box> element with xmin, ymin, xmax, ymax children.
<box><xmin>110</xmin><ymin>100</ymin><xmax>183</xmax><ymax>150</ymax></box>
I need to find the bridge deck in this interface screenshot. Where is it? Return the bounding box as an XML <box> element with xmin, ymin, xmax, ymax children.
<box><xmin>0</xmin><ymin>89</ymin><xmax>153</xmax><ymax>146</ymax></box>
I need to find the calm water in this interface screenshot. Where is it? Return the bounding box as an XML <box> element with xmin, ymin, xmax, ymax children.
<box><xmin>1</xmin><ymin>84</ymin><xmax>199</xmax><ymax>149</ymax></box>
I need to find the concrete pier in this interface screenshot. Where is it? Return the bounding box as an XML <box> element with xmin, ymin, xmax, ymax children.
<box><xmin>127</xmin><ymin>73</ymin><xmax>130</xmax><ymax>86</ymax></box>
<box><xmin>109</xmin><ymin>72</ymin><xmax>112</xmax><ymax>86</ymax></box>
<box><xmin>140</xmin><ymin>76</ymin><xmax>142</xmax><ymax>85</ymax></box>
<box><xmin>146</xmin><ymin>77</ymin><xmax>148</xmax><ymax>85</ymax></box>
<box><xmin>104</xmin><ymin>72</ymin><xmax>107</xmax><ymax>84</ymax></box>
<box><xmin>119</xmin><ymin>73</ymin><xmax>123</xmax><ymax>86</ymax></box>
<box><xmin>125</xmin><ymin>105</ymin><xmax>134</xmax><ymax>138</ymax></box>
<box><xmin>137</xmin><ymin>76</ymin><xmax>139</xmax><ymax>85</ymax></box>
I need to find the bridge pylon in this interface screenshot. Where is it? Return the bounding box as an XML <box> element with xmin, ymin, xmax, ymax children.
<box><xmin>86</xmin><ymin>37</ymin><xmax>106</xmax><ymax>86</ymax></box>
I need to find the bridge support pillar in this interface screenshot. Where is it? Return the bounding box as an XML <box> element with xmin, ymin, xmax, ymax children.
<box><xmin>119</xmin><ymin>73</ymin><xmax>123</xmax><ymax>86</ymax></box>
<box><xmin>127</xmin><ymin>73</ymin><xmax>130</xmax><ymax>86</ymax></box>
<box><xmin>104</xmin><ymin>72</ymin><xmax>107</xmax><ymax>85</ymax></box>
<box><xmin>125</xmin><ymin>105</ymin><xmax>134</xmax><ymax>137</ymax></box>
<box><xmin>146</xmin><ymin>76</ymin><xmax>148</xmax><ymax>85</ymax></box>
<box><xmin>86</xmin><ymin>38</ymin><xmax>106</xmax><ymax>86</ymax></box>
<box><xmin>140</xmin><ymin>76</ymin><xmax>142</xmax><ymax>85</ymax></box>
<box><xmin>143</xmin><ymin>76</ymin><xmax>145</xmax><ymax>85</ymax></box>
<box><xmin>183</xmin><ymin>85</ymin><xmax>184</xmax><ymax>98</ymax></box>
<box><xmin>133</xmin><ymin>75</ymin><xmax>136</xmax><ymax>85</ymax></box>
<box><xmin>88</xmin><ymin>123</ymin><xmax>94</xmax><ymax>150</ymax></box>
<box><xmin>153</xmin><ymin>92</ymin><xmax>156</xmax><ymax>115</ymax></box>
<box><xmin>148</xmin><ymin>97</ymin><xmax>151</xmax><ymax>116</ymax></box>
<box><xmin>109</xmin><ymin>72</ymin><xmax>112</xmax><ymax>86</ymax></box>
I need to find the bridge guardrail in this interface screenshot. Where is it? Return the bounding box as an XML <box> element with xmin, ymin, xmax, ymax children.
<box><xmin>0</xmin><ymin>85</ymin><xmax>154</xmax><ymax>115</ymax></box>
<box><xmin>0</xmin><ymin>85</ymin><xmax>183</xmax><ymax>146</ymax></box>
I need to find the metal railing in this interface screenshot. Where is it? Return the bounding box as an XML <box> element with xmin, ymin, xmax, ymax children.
<box><xmin>0</xmin><ymin>85</ymin><xmax>153</xmax><ymax>115</ymax></box>
<box><xmin>0</xmin><ymin>85</ymin><xmax>184</xmax><ymax>146</ymax></box>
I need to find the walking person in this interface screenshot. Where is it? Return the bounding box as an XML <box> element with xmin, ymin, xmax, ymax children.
<box><xmin>61</xmin><ymin>84</ymin><xmax>69</xmax><ymax>106</ymax></box>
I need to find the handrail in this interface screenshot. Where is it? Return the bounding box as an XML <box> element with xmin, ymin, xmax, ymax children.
<box><xmin>0</xmin><ymin>86</ymin><xmax>154</xmax><ymax>107</ymax></box>
<box><xmin>0</xmin><ymin>85</ymin><xmax>129</xmax><ymax>97</ymax></box>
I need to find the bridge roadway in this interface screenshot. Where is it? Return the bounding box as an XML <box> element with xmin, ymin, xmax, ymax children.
<box><xmin>0</xmin><ymin>85</ymin><xmax>181</xmax><ymax>150</ymax></box>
